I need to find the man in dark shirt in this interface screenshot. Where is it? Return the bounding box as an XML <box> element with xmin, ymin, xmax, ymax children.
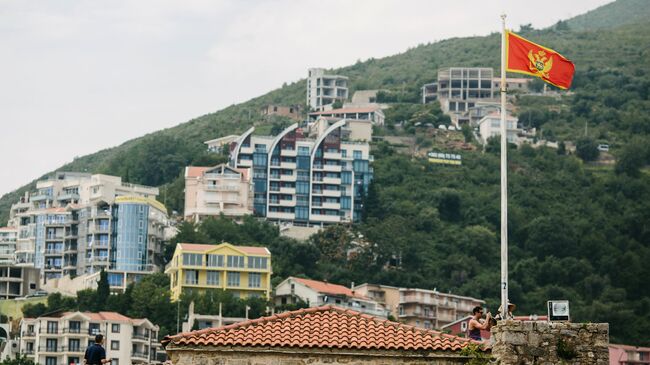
<box><xmin>84</xmin><ymin>334</ymin><xmax>111</xmax><ymax>365</ymax></box>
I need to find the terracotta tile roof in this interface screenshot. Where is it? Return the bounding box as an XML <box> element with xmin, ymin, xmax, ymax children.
<box><xmin>292</xmin><ymin>277</ymin><xmax>361</xmax><ymax>298</ymax></box>
<box><xmin>185</xmin><ymin>166</ymin><xmax>210</xmax><ymax>178</ymax></box>
<box><xmin>0</xmin><ymin>227</ymin><xmax>16</xmax><ymax>231</ymax></box>
<box><xmin>178</xmin><ymin>243</ymin><xmax>270</xmax><ymax>255</ymax></box>
<box><xmin>163</xmin><ymin>305</ymin><xmax>480</xmax><ymax>352</ymax></box>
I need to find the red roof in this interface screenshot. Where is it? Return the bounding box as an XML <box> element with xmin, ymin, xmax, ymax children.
<box><xmin>60</xmin><ymin>311</ymin><xmax>132</xmax><ymax>322</ymax></box>
<box><xmin>178</xmin><ymin>243</ymin><xmax>270</xmax><ymax>255</ymax></box>
<box><xmin>309</xmin><ymin>107</ymin><xmax>381</xmax><ymax>115</ymax></box>
<box><xmin>163</xmin><ymin>305</ymin><xmax>479</xmax><ymax>352</ymax></box>
<box><xmin>185</xmin><ymin>166</ymin><xmax>210</xmax><ymax>178</ymax></box>
<box><xmin>292</xmin><ymin>277</ymin><xmax>361</xmax><ymax>298</ymax></box>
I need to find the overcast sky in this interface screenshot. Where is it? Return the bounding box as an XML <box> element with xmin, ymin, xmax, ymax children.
<box><xmin>0</xmin><ymin>0</ymin><xmax>610</xmax><ymax>197</ymax></box>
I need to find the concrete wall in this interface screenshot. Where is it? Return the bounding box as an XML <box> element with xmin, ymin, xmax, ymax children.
<box><xmin>491</xmin><ymin>320</ymin><xmax>609</xmax><ymax>365</ymax></box>
<box><xmin>167</xmin><ymin>347</ymin><xmax>471</xmax><ymax>365</ymax></box>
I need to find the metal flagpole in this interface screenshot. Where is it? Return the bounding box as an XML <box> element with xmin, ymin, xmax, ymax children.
<box><xmin>499</xmin><ymin>14</ymin><xmax>509</xmax><ymax>318</ymax></box>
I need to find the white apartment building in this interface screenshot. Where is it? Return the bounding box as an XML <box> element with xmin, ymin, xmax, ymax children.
<box><xmin>184</xmin><ymin>164</ymin><xmax>253</xmax><ymax>222</ymax></box>
<box><xmin>308</xmin><ymin>116</ymin><xmax>373</xmax><ymax>142</ymax></box>
<box><xmin>227</xmin><ymin>121</ymin><xmax>373</xmax><ymax>225</ymax></box>
<box><xmin>204</xmin><ymin>135</ymin><xmax>239</xmax><ymax>154</ymax></box>
<box><xmin>0</xmin><ymin>227</ymin><xmax>17</xmax><ymax>265</ymax></box>
<box><xmin>307</xmin><ymin>68</ymin><xmax>349</xmax><ymax>111</ymax></box>
<box><xmin>19</xmin><ymin>311</ymin><xmax>161</xmax><ymax>365</ymax></box>
<box><xmin>477</xmin><ymin>113</ymin><xmax>522</xmax><ymax>145</ymax></box>
<box><xmin>0</xmin><ymin>265</ymin><xmax>40</xmax><ymax>299</ymax></box>
<box><xmin>8</xmin><ymin>172</ymin><xmax>170</xmax><ymax>291</ymax></box>
<box><xmin>308</xmin><ymin>106</ymin><xmax>385</xmax><ymax>126</ymax></box>
<box><xmin>274</xmin><ymin>277</ymin><xmax>389</xmax><ymax>318</ymax></box>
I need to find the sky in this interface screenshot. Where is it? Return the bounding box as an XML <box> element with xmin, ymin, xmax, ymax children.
<box><xmin>0</xmin><ymin>0</ymin><xmax>611</xmax><ymax>197</ymax></box>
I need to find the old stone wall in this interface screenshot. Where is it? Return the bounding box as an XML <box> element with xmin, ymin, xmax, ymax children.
<box><xmin>167</xmin><ymin>347</ymin><xmax>473</xmax><ymax>365</ymax></box>
<box><xmin>491</xmin><ymin>320</ymin><xmax>609</xmax><ymax>365</ymax></box>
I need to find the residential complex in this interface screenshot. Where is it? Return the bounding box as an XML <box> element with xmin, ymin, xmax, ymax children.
<box><xmin>477</xmin><ymin>112</ymin><xmax>522</xmax><ymax>145</ymax></box>
<box><xmin>19</xmin><ymin>311</ymin><xmax>161</xmax><ymax>365</ymax></box>
<box><xmin>307</xmin><ymin>68</ymin><xmax>349</xmax><ymax>111</ymax></box>
<box><xmin>7</xmin><ymin>172</ymin><xmax>170</xmax><ymax>291</ymax></box>
<box><xmin>183</xmin><ymin>164</ymin><xmax>253</xmax><ymax>222</ymax></box>
<box><xmin>609</xmin><ymin>343</ymin><xmax>650</xmax><ymax>365</ymax></box>
<box><xmin>274</xmin><ymin>277</ymin><xmax>389</xmax><ymax>318</ymax></box>
<box><xmin>308</xmin><ymin>106</ymin><xmax>385</xmax><ymax>126</ymax></box>
<box><xmin>226</xmin><ymin>122</ymin><xmax>373</xmax><ymax>226</ymax></box>
<box><xmin>353</xmin><ymin>283</ymin><xmax>485</xmax><ymax>329</ymax></box>
<box><xmin>204</xmin><ymin>135</ymin><xmax>239</xmax><ymax>154</ymax></box>
<box><xmin>0</xmin><ymin>265</ymin><xmax>40</xmax><ymax>299</ymax></box>
<box><xmin>165</xmin><ymin>242</ymin><xmax>272</xmax><ymax>301</ymax></box>
<box><xmin>0</xmin><ymin>227</ymin><xmax>17</xmax><ymax>265</ymax></box>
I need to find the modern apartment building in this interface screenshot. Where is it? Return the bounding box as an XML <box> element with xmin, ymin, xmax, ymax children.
<box><xmin>226</xmin><ymin>122</ymin><xmax>373</xmax><ymax>225</ymax></box>
<box><xmin>166</xmin><ymin>242</ymin><xmax>272</xmax><ymax>301</ymax></box>
<box><xmin>0</xmin><ymin>227</ymin><xmax>17</xmax><ymax>265</ymax></box>
<box><xmin>8</xmin><ymin>172</ymin><xmax>170</xmax><ymax>291</ymax></box>
<box><xmin>353</xmin><ymin>283</ymin><xmax>485</xmax><ymax>330</ymax></box>
<box><xmin>477</xmin><ymin>113</ymin><xmax>522</xmax><ymax>145</ymax></box>
<box><xmin>184</xmin><ymin>164</ymin><xmax>253</xmax><ymax>222</ymax></box>
<box><xmin>0</xmin><ymin>265</ymin><xmax>40</xmax><ymax>299</ymax></box>
<box><xmin>19</xmin><ymin>311</ymin><xmax>161</xmax><ymax>365</ymax></box>
<box><xmin>204</xmin><ymin>135</ymin><xmax>239</xmax><ymax>154</ymax></box>
<box><xmin>274</xmin><ymin>277</ymin><xmax>389</xmax><ymax>318</ymax></box>
<box><xmin>308</xmin><ymin>106</ymin><xmax>385</xmax><ymax>126</ymax></box>
<box><xmin>307</xmin><ymin>68</ymin><xmax>349</xmax><ymax>111</ymax></box>
<box><xmin>308</xmin><ymin>116</ymin><xmax>373</xmax><ymax>142</ymax></box>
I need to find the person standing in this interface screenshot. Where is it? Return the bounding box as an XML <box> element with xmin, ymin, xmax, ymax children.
<box><xmin>84</xmin><ymin>334</ymin><xmax>111</xmax><ymax>365</ymax></box>
<box><xmin>468</xmin><ymin>306</ymin><xmax>491</xmax><ymax>341</ymax></box>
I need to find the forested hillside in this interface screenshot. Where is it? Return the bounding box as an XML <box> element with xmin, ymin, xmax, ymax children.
<box><xmin>3</xmin><ymin>0</ymin><xmax>650</xmax><ymax>346</ymax></box>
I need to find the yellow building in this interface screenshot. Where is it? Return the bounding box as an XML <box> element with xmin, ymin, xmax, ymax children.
<box><xmin>165</xmin><ymin>243</ymin><xmax>272</xmax><ymax>301</ymax></box>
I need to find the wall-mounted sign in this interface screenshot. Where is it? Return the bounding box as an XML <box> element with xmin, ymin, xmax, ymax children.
<box><xmin>547</xmin><ymin>300</ymin><xmax>570</xmax><ymax>321</ymax></box>
<box><xmin>427</xmin><ymin>152</ymin><xmax>462</xmax><ymax>165</ymax></box>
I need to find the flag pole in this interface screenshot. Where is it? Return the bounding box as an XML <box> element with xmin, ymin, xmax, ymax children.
<box><xmin>499</xmin><ymin>14</ymin><xmax>509</xmax><ymax>318</ymax></box>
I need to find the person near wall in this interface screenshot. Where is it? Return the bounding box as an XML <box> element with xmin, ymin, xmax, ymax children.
<box><xmin>468</xmin><ymin>306</ymin><xmax>492</xmax><ymax>341</ymax></box>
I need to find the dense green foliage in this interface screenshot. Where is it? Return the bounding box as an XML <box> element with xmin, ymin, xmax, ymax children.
<box><xmin>0</xmin><ymin>355</ymin><xmax>36</xmax><ymax>365</ymax></box>
<box><xmin>566</xmin><ymin>0</ymin><xmax>650</xmax><ymax>31</ymax></box>
<box><xmin>2</xmin><ymin>1</ymin><xmax>650</xmax><ymax>347</ymax></box>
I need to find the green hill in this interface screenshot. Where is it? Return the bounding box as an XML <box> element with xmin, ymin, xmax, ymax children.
<box><xmin>566</xmin><ymin>0</ymin><xmax>650</xmax><ymax>31</ymax></box>
<box><xmin>2</xmin><ymin>1</ymin><xmax>650</xmax><ymax>345</ymax></box>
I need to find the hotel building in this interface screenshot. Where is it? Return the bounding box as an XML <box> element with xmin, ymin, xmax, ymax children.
<box><xmin>0</xmin><ymin>227</ymin><xmax>17</xmax><ymax>265</ymax></box>
<box><xmin>225</xmin><ymin>121</ymin><xmax>373</xmax><ymax>225</ymax></box>
<box><xmin>8</xmin><ymin>172</ymin><xmax>170</xmax><ymax>291</ymax></box>
<box><xmin>183</xmin><ymin>164</ymin><xmax>253</xmax><ymax>222</ymax></box>
<box><xmin>19</xmin><ymin>311</ymin><xmax>161</xmax><ymax>365</ymax></box>
<box><xmin>165</xmin><ymin>242</ymin><xmax>272</xmax><ymax>301</ymax></box>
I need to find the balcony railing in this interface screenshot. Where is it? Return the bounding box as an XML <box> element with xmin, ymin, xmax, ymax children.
<box><xmin>131</xmin><ymin>351</ymin><xmax>149</xmax><ymax>359</ymax></box>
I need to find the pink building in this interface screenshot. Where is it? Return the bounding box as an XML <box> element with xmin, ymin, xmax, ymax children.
<box><xmin>610</xmin><ymin>344</ymin><xmax>650</xmax><ymax>365</ymax></box>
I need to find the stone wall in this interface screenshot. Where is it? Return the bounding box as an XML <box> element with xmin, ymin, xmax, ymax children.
<box><xmin>167</xmin><ymin>346</ymin><xmax>473</xmax><ymax>365</ymax></box>
<box><xmin>491</xmin><ymin>320</ymin><xmax>609</xmax><ymax>364</ymax></box>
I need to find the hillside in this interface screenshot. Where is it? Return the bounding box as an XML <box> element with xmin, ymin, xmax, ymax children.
<box><xmin>2</xmin><ymin>3</ymin><xmax>650</xmax><ymax>223</ymax></box>
<box><xmin>2</xmin><ymin>1</ymin><xmax>650</xmax><ymax>346</ymax></box>
<box><xmin>566</xmin><ymin>0</ymin><xmax>650</xmax><ymax>31</ymax></box>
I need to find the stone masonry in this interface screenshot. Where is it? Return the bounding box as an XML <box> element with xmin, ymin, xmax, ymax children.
<box><xmin>167</xmin><ymin>347</ymin><xmax>474</xmax><ymax>365</ymax></box>
<box><xmin>491</xmin><ymin>320</ymin><xmax>609</xmax><ymax>365</ymax></box>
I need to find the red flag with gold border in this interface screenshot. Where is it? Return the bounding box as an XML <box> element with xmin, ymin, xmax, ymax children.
<box><xmin>506</xmin><ymin>31</ymin><xmax>575</xmax><ymax>89</ymax></box>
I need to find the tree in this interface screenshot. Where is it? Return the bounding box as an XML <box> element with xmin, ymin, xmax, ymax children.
<box><xmin>0</xmin><ymin>355</ymin><xmax>36</xmax><ymax>365</ymax></box>
<box><xmin>461</xmin><ymin>124</ymin><xmax>473</xmax><ymax>143</ymax></box>
<box><xmin>576</xmin><ymin>136</ymin><xmax>599</xmax><ymax>161</ymax></box>
<box><xmin>615</xmin><ymin>140</ymin><xmax>646</xmax><ymax>177</ymax></box>
<box><xmin>97</xmin><ymin>269</ymin><xmax>110</xmax><ymax>309</ymax></box>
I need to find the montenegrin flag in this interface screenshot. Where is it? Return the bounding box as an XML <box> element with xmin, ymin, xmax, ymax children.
<box><xmin>506</xmin><ymin>31</ymin><xmax>575</xmax><ymax>89</ymax></box>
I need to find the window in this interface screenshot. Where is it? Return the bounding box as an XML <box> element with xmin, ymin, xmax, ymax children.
<box><xmin>45</xmin><ymin>357</ymin><xmax>57</xmax><ymax>365</ymax></box>
<box><xmin>111</xmin><ymin>324</ymin><xmax>120</xmax><ymax>333</ymax></box>
<box><xmin>207</xmin><ymin>254</ymin><xmax>224</xmax><ymax>267</ymax></box>
<box><xmin>227</xmin><ymin>255</ymin><xmax>244</xmax><ymax>268</ymax></box>
<box><xmin>89</xmin><ymin>323</ymin><xmax>100</xmax><ymax>335</ymax></box>
<box><xmin>111</xmin><ymin>360</ymin><xmax>119</xmax><ymax>365</ymax></box>
<box><xmin>227</xmin><ymin>272</ymin><xmax>240</xmax><ymax>287</ymax></box>
<box><xmin>68</xmin><ymin>321</ymin><xmax>81</xmax><ymax>333</ymax></box>
<box><xmin>111</xmin><ymin>340</ymin><xmax>119</xmax><ymax>350</ymax></box>
<box><xmin>296</xmin><ymin>181</ymin><xmax>309</xmax><ymax>195</ymax></box>
<box><xmin>247</xmin><ymin>256</ymin><xmax>268</xmax><ymax>269</ymax></box>
<box><xmin>69</xmin><ymin>339</ymin><xmax>80</xmax><ymax>352</ymax></box>
<box><xmin>248</xmin><ymin>273</ymin><xmax>261</xmax><ymax>288</ymax></box>
<box><xmin>47</xmin><ymin>321</ymin><xmax>58</xmax><ymax>334</ymax></box>
<box><xmin>184</xmin><ymin>270</ymin><xmax>198</xmax><ymax>285</ymax></box>
<box><xmin>207</xmin><ymin>271</ymin><xmax>220</xmax><ymax>286</ymax></box>
<box><xmin>182</xmin><ymin>253</ymin><xmax>202</xmax><ymax>266</ymax></box>
<box><xmin>353</xmin><ymin>150</ymin><xmax>362</xmax><ymax>160</ymax></box>
<box><xmin>46</xmin><ymin>338</ymin><xmax>57</xmax><ymax>352</ymax></box>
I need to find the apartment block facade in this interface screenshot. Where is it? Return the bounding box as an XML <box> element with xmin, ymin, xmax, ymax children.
<box><xmin>8</xmin><ymin>172</ymin><xmax>170</xmax><ymax>290</ymax></box>
<box><xmin>307</xmin><ymin>68</ymin><xmax>349</xmax><ymax>111</ymax></box>
<box><xmin>0</xmin><ymin>265</ymin><xmax>40</xmax><ymax>299</ymax></box>
<box><xmin>477</xmin><ymin>113</ymin><xmax>522</xmax><ymax>145</ymax></box>
<box><xmin>166</xmin><ymin>243</ymin><xmax>272</xmax><ymax>301</ymax></box>
<box><xmin>19</xmin><ymin>311</ymin><xmax>161</xmax><ymax>365</ymax></box>
<box><xmin>274</xmin><ymin>277</ymin><xmax>389</xmax><ymax>318</ymax></box>
<box><xmin>354</xmin><ymin>283</ymin><xmax>485</xmax><ymax>330</ymax></box>
<box><xmin>226</xmin><ymin>122</ymin><xmax>373</xmax><ymax>226</ymax></box>
<box><xmin>184</xmin><ymin>164</ymin><xmax>253</xmax><ymax>222</ymax></box>
<box><xmin>0</xmin><ymin>227</ymin><xmax>17</xmax><ymax>265</ymax></box>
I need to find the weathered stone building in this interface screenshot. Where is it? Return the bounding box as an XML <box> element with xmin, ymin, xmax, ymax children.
<box><xmin>162</xmin><ymin>305</ymin><xmax>484</xmax><ymax>365</ymax></box>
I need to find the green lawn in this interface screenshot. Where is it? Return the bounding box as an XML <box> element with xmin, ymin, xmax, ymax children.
<box><xmin>0</xmin><ymin>297</ymin><xmax>47</xmax><ymax>320</ymax></box>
